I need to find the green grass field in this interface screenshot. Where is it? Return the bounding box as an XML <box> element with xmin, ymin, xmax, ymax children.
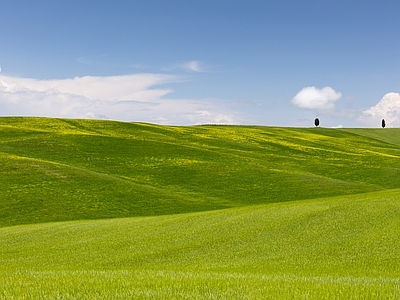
<box><xmin>0</xmin><ymin>117</ymin><xmax>399</xmax><ymax>299</ymax></box>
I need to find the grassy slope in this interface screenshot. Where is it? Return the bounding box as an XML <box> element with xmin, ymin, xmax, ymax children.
<box><xmin>1</xmin><ymin>117</ymin><xmax>400</xmax><ymax>227</ymax></box>
<box><xmin>343</xmin><ymin>128</ymin><xmax>400</xmax><ymax>147</ymax></box>
<box><xmin>2</xmin><ymin>189</ymin><xmax>399</xmax><ymax>275</ymax></box>
<box><xmin>0</xmin><ymin>117</ymin><xmax>399</xmax><ymax>298</ymax></box>
<box><xmin>1</xmin><ymin>190</ymin><xmax>399</xmax><ymax>298</ymax></box>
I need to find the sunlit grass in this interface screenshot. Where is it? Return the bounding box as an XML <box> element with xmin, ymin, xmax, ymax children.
<box><xmin>1</xmin><ymin>190</ymin><xmax>399</xmax><ymax>298</ymax></box>
<box><xmin>1</xmin><ymin>270</ymin><xmax>399</xmax><ymax>299</ymax></box>
<box><xmin>0</xmin><ymin>117</ymin><xmax>399</xmax><ymax>298</ymax></box>
<box><xmin>1</xmin><ymin>117</ymin><xmax>400</xmax><ymax>227</ymax></box>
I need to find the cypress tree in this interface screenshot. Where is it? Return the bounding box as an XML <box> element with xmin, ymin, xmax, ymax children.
<box><xmin>314</xmin><ymin>118</ymin><xmax>320</xmax><ymax>127</ymax></box>
<box><xmin>382</xmin><ymin>119</ymin><xmax>386</xmax><ymax>128</ymax></box>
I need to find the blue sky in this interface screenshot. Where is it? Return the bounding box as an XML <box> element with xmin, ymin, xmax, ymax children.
<box><xmin>1</xmin><ymin>1</ymin><xmax>399</xmax><ymax>127</ymax></box>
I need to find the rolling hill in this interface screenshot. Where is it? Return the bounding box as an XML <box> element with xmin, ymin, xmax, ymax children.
<box><xmin>0</xmin><ymin>117</ymin><xmax>399</xmax><ymax>298</ymax></box>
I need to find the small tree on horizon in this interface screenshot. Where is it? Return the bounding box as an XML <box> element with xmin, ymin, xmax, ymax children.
<box><xmin>314</xmin><ymin>118</ymin><xmax>320</xmax><ymax>127</ymax></box>
<box><xmin>382</xmin><ymin>119</ymin><xmax>386</xmax><ymax>128</ymax></box>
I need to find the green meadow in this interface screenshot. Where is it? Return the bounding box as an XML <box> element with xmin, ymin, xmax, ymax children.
<box><xmin>0</xmin><ymin>117</ymin><xmax>399</xmax><ymax>299</ymax></box>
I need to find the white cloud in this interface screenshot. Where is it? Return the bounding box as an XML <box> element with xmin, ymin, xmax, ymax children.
<box><xmin>0</xmin><ymin>74</ymin><xmax>238</xmax><ymax>125</ymax></box>
<box><xmin>291</xmin><ymin>86</ymin><xmax>342</xmax><ymax>111</ymax></box>
<box><xmin>359</xmin><ymin>92</ymin><xmax>400</xmax><ymax>127</ymax></box>
<box><xmin>196</xmin><ymin>110</ymin><xmax>211</xmax><ymax>117</ymax></box>
<box><xmin>182</xmin><ymin>60</ymin><xmax>205</xmax><ymax>72</ymax></box>
<box><xmin>0</xmin><ymin>74</ymin><xmax>175</xmax><ymax>101</ymax></box>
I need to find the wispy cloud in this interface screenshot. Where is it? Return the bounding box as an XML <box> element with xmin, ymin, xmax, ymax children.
<box><xmin>0</xmin><ymin>74</ymin><xmax>239</xmax><ymax>125</ymax></box>
<box><xmin>359</xmin><ymin>92</ymin><xmax>400</xmax><ymax>127</ymax></box>
<box><xmin>291</xmin><ymin>86</ymin><xmax>342</xmax><ymax>111</ymax></box>
<box><xmin>162</xmin><ymin>60</ymin><xmax>208</xmax><ymax>73</ymax></box>
<box><xmin>1</xmin><ymin>74</ymin><xmax>175</xmax><ymax>101</ymax></box>
<box><xmin>182</xmin><ymin>60</ymin><xmax>205</xmax><ymax>72</ymax></box>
